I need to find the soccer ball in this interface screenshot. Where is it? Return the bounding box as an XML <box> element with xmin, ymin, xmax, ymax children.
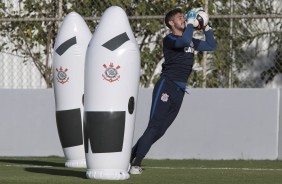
<box><xmin>196</xmin><ymin>10</ymin><xmax>209</xmax><ymax>30</ymax></box>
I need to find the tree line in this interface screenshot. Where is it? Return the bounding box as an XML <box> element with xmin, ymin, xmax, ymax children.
<box><xmin>0</xmin><ymin>0</ymin><xmax>281</xmax><ymax>88</ymax></box>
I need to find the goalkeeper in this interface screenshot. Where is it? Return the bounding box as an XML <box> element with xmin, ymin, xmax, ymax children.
<box><xmin>129</xmin><ymin>8</ymin><xmax>216</xmax><ymax>174</ymax></box>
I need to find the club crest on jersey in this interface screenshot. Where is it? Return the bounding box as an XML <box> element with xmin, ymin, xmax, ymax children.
<box><xmin>161</xmin><ymin>93</ymin><xmax>169</xmax><ymax>102</ymax></box>
<box><xmin>102</xmin><ymin>62</ymin><xmax>121</xmax><ymax>83</ymax></box>
<box><xmin>56</xmin><ymin>66</ymin><xmax>69</xmax><ymax>84</ymax></box>
<box><xmin>190</xmin><ymin>41</ymin><xmax>194</xmax><ymax>47</ymax></box>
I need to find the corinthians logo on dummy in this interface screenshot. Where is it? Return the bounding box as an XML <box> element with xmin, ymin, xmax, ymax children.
<box><xmin>56</xmin><ymin>66</ymin><xmax>69</xmax><ymax>84</ymax></box>
<box><xmin>102</xmin><ymin>62</ymin><xmax>121</xmax><ymax>82</ymax></box>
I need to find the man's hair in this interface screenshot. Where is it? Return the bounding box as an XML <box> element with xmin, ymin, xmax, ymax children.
<box><xmin>165</xmin><ymin>8</ymin><xmax>183</xmax><ymax>29</ymax></box>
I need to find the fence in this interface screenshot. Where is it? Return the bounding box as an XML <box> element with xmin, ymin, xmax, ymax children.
<box><xmin>0</xmin><ymin>0</ymin><xmax>281</xmax><ymax>88</ymax></box>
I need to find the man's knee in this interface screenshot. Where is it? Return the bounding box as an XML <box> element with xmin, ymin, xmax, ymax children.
<box><xmin>145</xmin><ymin>126</ymin><xmax>165</xmax><ymax>141</ymax></box>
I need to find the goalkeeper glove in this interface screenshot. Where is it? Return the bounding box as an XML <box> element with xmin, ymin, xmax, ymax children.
<box><xmin>185</xmin><ymin>8</ymin><xmax>200</xmax><ymax>27</ymax></box>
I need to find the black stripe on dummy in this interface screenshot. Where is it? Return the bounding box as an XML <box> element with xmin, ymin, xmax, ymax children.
<box><xmin>84</xmin><ymin>111</ymin><xmax>125</xmax><ymax>153</ymax></box>
<box><xmin>102</xmin><ymin>32</ymin><xmax>129</xmax><ymax>51</ymax></box>
<box><xmin>55</xmin><ymin>36</ymin><xmax>77</xmax><ymax>56</ymax></box>
<box><xmin>128</xmin><ymin>96</ymin><xmax>135</xmax><ymax>114</ymax></box>
<box><xmin>56</xmin><ymin>108</ymin><xmax>83</xmax><ymax>148</ymax></box>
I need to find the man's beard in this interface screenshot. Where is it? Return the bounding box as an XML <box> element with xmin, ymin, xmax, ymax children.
<box><xmin>174</xmin><ymin>23</ymin><xmax>185</xmax><ymax>32</ymax></box>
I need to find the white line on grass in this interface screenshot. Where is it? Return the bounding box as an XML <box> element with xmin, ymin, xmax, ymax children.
<box><xmin>145</xmin><ymin>166</ymin><xmax>282</xmax><ymax>171</ymax></box>
<box><xmin>2</xmin><ymin>164</ymin><xmax>282</xmax><ymax>172</ymax></box>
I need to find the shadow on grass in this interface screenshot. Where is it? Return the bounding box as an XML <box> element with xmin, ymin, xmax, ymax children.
<box><xmin>25</xmin><ymin>168</ymin><xmax>86</xmax><ymax>179</ymax></box>
<box><xmin>0</xmin><ymin>159</ymin><xmax>64</xmax><ymax>167</ymax></box>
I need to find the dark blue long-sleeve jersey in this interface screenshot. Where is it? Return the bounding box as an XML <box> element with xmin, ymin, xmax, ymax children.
<box><xmin>161</xmin><ymin>24</ymin><xmax>216</xmax><ymax>83</ymax></box>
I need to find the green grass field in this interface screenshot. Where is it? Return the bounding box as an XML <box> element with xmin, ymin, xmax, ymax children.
<box><xmin>1</xmin><ymin>157</ymin><xmax>282</xmax><ymax>184</ymax></box>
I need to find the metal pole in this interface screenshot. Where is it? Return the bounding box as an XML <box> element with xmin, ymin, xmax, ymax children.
<box><xmin>58</xmin><ymin>0</ymin><xmax>63</xmax><ymax>20</ymax></box>
<box><xmin>229</xmin><ymin>0</ymin><xmax>234</xmax><ymax>88</ymax></box>
<box><xmin>1</xmin><ymin>14</ymin><xmax>282</xmax><ymax>22</ymax></box>
<box><xmin>202</xmin><ymin>0</ymin><xmax>208</xmax><ymax>88</ymax></box>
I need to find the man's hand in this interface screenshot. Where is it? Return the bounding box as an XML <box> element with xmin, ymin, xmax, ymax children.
<box><xmin>186</xmin><ymin>8</ymin><xmax>198</xmax><ymax>19</ymax></box>
<box><xmin>204</xmin><ymin>25</ymin><xmax>212</xmax><ymax>31</ymax></box>
<box><xmin>185</xmin><ymin>8</ymin><xmax>200</xmax><ymax>27</ymax></box>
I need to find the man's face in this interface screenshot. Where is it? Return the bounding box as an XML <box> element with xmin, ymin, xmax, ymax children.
<box><xmin>170</xmin><ymin>13</ymin><xmax>185</xmax><ymax>32</ymax></box>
